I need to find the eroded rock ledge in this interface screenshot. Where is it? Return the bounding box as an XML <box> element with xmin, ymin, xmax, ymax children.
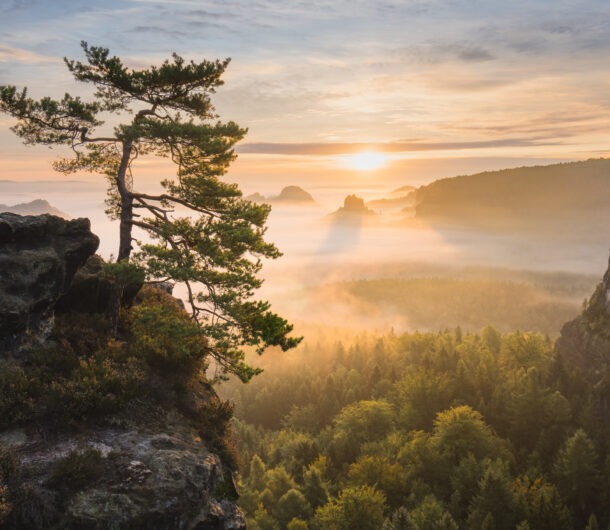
<box><xmin>0</xmin><ymin>213</ymin><xmax>99</xmax><ymax>352</ymax></box>
<box><xmin>2</xmin><ymin>428</ymin><xmax>244</xmax><ymax>529</ymax></box>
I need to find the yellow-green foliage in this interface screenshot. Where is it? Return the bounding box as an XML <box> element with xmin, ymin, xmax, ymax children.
<box><xmin>229</xmin><ymin>328</ymin><xmax>610</xmax><ymax>529</ymax></box>
<box><xmin>127</xmin><ymin>289</ymin><xmax>208</xmax><ymax>371</ymax></box>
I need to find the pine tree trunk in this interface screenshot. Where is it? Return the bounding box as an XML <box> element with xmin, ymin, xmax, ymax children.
<box><xmin>116</xmin><ymin>140</ymin><xmax>133</xmax><ymax>262</ymax></box>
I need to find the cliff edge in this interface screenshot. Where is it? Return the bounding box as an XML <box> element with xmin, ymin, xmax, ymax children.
<box><xmin>0</xmin><ymin>214</ymin><xmax>245</xmax><ymax>529</ymax></box>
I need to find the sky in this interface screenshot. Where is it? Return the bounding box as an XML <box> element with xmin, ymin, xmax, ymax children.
<box><xmin>1</xmin><ymin>0</ymin><xmax>610</xmax><ymax>193</ymax></box>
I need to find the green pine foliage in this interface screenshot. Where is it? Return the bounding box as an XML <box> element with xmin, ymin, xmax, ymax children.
<box><xmin>0</xmin><ymin>42</ymin><xmax>300</xmax><ymax>382</ymax></box>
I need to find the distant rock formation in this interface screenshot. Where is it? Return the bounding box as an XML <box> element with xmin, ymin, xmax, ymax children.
<box><xmin>0</xmin><ymin>199</ymin><xmax>68</xmax><ymax>218</ymax></box>
<box><xmin>245</xmin><ymin>192</ymin><xmax>267</xmax><ymax>203</ymax></box>
<box><xmin>0</xmin><ymin>213</ymin><xmax>99</xmax><ymax>352</ymax></box>
<box><xmin>246</xmin><ymin>186</ymin><xmax>315</xmax><ymax>205</ymax></box>
<box><xmin>390</xmin><ymin>184</ymin><xmax>416</xmax><ymax>197</ymax></box>
<box><xmin>366</xmin><ymin>193</ymin><xmax>415</xmax><ymax>211</ymax></box>
<box><xmin>274</xmin><ymin>185</ymin><xmax>315</xmax><ymax>203</ymax></box>
<box><xmin>330</xmin><ymin>195</ymin><xmax>377</xmax><ymax>223</ymax></box>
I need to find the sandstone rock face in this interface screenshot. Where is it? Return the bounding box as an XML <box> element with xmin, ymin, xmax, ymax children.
<box><xmin>0</xmin><ymin>216</ymin><xmax>246</xmax><ymax>529</ymax></box>
<box><xmin>5</xmin><ymin>428</ymin><xmax>245</xmax><ymax>529</ymax></box>
<box><xmin>0</xmin><ymin>214</ymin><xmax>99</xmax><ymax>351</ymax></box>
<box><xmin>555</xmin><ymin>255</ymin><xmax>610</xmax><ymax>381</ymax></box>
<box><xmin>555</xmin><ymin>255</ymin><xmax>610</xmax><ymax>424</ymax></box>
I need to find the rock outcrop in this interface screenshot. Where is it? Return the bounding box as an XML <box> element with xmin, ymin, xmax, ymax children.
<box><xmin>555</xmin><ymin>255</ymin><xmax>610</xmax><ymax>381</ymax></box>
<box><xmin>0</xmin><ymin>213</ymin><xmax>99</xmax><ymax>352</ymax></box>
<box><xmin>555</xmin><ymin>254</ymin><xmax>610</xmax><ymax>422</ymax></box>
<box><xmin>330</xmin><ymin>194</ymin><xmax>377</xmax><ymax>224</ymax></box>
<box><xmin>3</xmin><ymin>428</ymin><xmax>245</xmax><ymax>529</ymax></box>
<box><xmin>246</xmin><ymin>186</ymin><xmax>315</xmax><ymax>205</ymax></box>
<box><xmin>274</xmin><ymin>186</ymin><xmax>315</xmax><ymax>204</ymax></box>
<box><xmin>56</xmin><ymin>255</ymin><xmax>143</xmax><ymax>315</ymax></box>
<box><xmin>0</xmin><ymin>214</ymin><xmax>245</xmax><ymax>529</ymax></box>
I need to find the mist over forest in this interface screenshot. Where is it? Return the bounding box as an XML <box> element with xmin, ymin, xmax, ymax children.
<box><xmin>4</xmin><ymin>155</ymin><xmax>610</xmax><ymax>529</ymax></box>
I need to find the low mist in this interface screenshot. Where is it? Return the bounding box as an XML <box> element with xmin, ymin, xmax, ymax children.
<box><xmin>2</xmin><ymin>177</ymin><xmax>605</xmax><ymax>341</ymax></box>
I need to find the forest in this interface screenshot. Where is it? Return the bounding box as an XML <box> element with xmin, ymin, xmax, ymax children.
<box><xmin>221</xmin><ymin>316</ymin><xmax>610</xmax><ymax>529</ymax></box>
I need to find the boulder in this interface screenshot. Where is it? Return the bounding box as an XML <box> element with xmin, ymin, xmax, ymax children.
<box><xmin>0</xmin><ymin>213</ymin><xmax>99</xmax><ymax>352</ymax></box>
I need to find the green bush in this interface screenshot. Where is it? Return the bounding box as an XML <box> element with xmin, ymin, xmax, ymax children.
<box><xmin>48</xmin><ymin>448</ymin><xmax>104</xmax><ymax>492</ymax></box>
<box><xmin>0</xmin><ymin>362</ymin><xmax>34</xmax><ymax>427</ymax></box>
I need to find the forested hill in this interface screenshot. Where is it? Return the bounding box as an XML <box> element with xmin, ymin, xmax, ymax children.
<box><xmin>414</xmin><ymin>158</ymin><xmax>610</xmax><ymax>231</ymax></box>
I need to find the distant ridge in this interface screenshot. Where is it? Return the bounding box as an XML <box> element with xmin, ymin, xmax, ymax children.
<box><xmin>0</xmin><ymin>199</ymin><xmax>68</xmax><ymax>218</ymax></box>
<box><xmin>391</xmin><ymin>184</ymin><xmax>416</xmax><ymax>196</ymax></box>
<box><xmin>413</xmin><ymin>158</ymin><xmax>610</xmax><ymax>232</ymax></box>
<box><xmin>245</xmin><ymin>192</ymin><xmax>267</xmax><ymax>203</ymax></box>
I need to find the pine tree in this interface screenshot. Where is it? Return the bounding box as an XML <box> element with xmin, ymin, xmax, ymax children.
<box><xmin>0</xmin><ymin>42</ymin><xmax>300</xmax><ymax>380</ymax></box>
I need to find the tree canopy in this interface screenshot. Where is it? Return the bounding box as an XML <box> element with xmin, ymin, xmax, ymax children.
<box><xmin>0</xmin><ymin>42</ymin><xmax>300</xmax><ymax>381</ymax></box>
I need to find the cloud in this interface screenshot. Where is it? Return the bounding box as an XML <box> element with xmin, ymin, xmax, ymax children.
<box><xmin>131</xmin><ymin>25</ymin><xmax>190</xmax><ymax>37</ymax></box>
<box><xmin>456</xmin><ymin>46</ymin><xmax>495</xmax><ymax>62</ymax></box>
<box><xmin>0</xmin><ymin>44</ymin><xmax>58</xmax><ymax>63</ymax></box>
<box><xmin>238</xmin><ymin>138</ymin><xmax>556</xmax><ymax>155</ymax></box>
<box><xmin>405</xmin><ymin>42</ymin><xmax>496</xmax><ymax>65</ymax></box>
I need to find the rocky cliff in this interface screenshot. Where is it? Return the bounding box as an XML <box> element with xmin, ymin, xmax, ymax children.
<box><xmin>555</xmin><ymin>254</ymin><xmax>610</xmax><ymax>420</ymax></box>
<box><xmin>0</xmin><ymin>214</ymin><xmax>245</xmax><ymax>530</ymax></box>
<box><xmin>555</xmin><ymin>255</ymin><xmax>610</xmax><ymax>378</ymax></box>
<box><xmin>0</xmin><ymin>213</ymin><xmax>99</xmax><ymax>352</ymax></box>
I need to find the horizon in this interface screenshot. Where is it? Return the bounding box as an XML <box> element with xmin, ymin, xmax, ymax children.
<box><xmin>2</xmin><ymin>1</ymin><xmax>610</xmax><ymax>192</ymax></box>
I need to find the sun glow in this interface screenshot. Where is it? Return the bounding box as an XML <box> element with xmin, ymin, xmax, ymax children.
<box><xmin>342</xmin><ymin>151</ymin><xmax>387</xmax><ymax>171</ymax></box>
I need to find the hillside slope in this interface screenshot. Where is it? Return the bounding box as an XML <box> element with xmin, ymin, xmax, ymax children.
<box><xmin>414</xmin><ymin>158</ymin><xmax>610</xmax><ymax>232</ymax></box>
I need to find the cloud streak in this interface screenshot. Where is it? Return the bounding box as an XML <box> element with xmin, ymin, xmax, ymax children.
<box><xmin>0</xmin><ymin>44</ymin><xmax>58</xmax><ymax>63</ymax></box>
<box><xmin>238</xmin><ymin>138</ymin><xmax>557</xmax><ymax>156</ymax></box>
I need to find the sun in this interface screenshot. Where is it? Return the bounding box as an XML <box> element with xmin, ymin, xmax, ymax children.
<box><xmin>342</xmin><ymin>151</ymin><xmax>387</xmax><ymax>171</ymax></box>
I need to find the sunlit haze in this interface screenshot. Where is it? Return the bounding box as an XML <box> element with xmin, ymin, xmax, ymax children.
<box><xmin>341</xmin><ymin>151</ymin><xmax>388</xmax><ymax>171</ymax></box>
<box><xmin>2</xmin><ymin>0</ymin><xmax>610</xmax><ymax>334</ymax></box>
